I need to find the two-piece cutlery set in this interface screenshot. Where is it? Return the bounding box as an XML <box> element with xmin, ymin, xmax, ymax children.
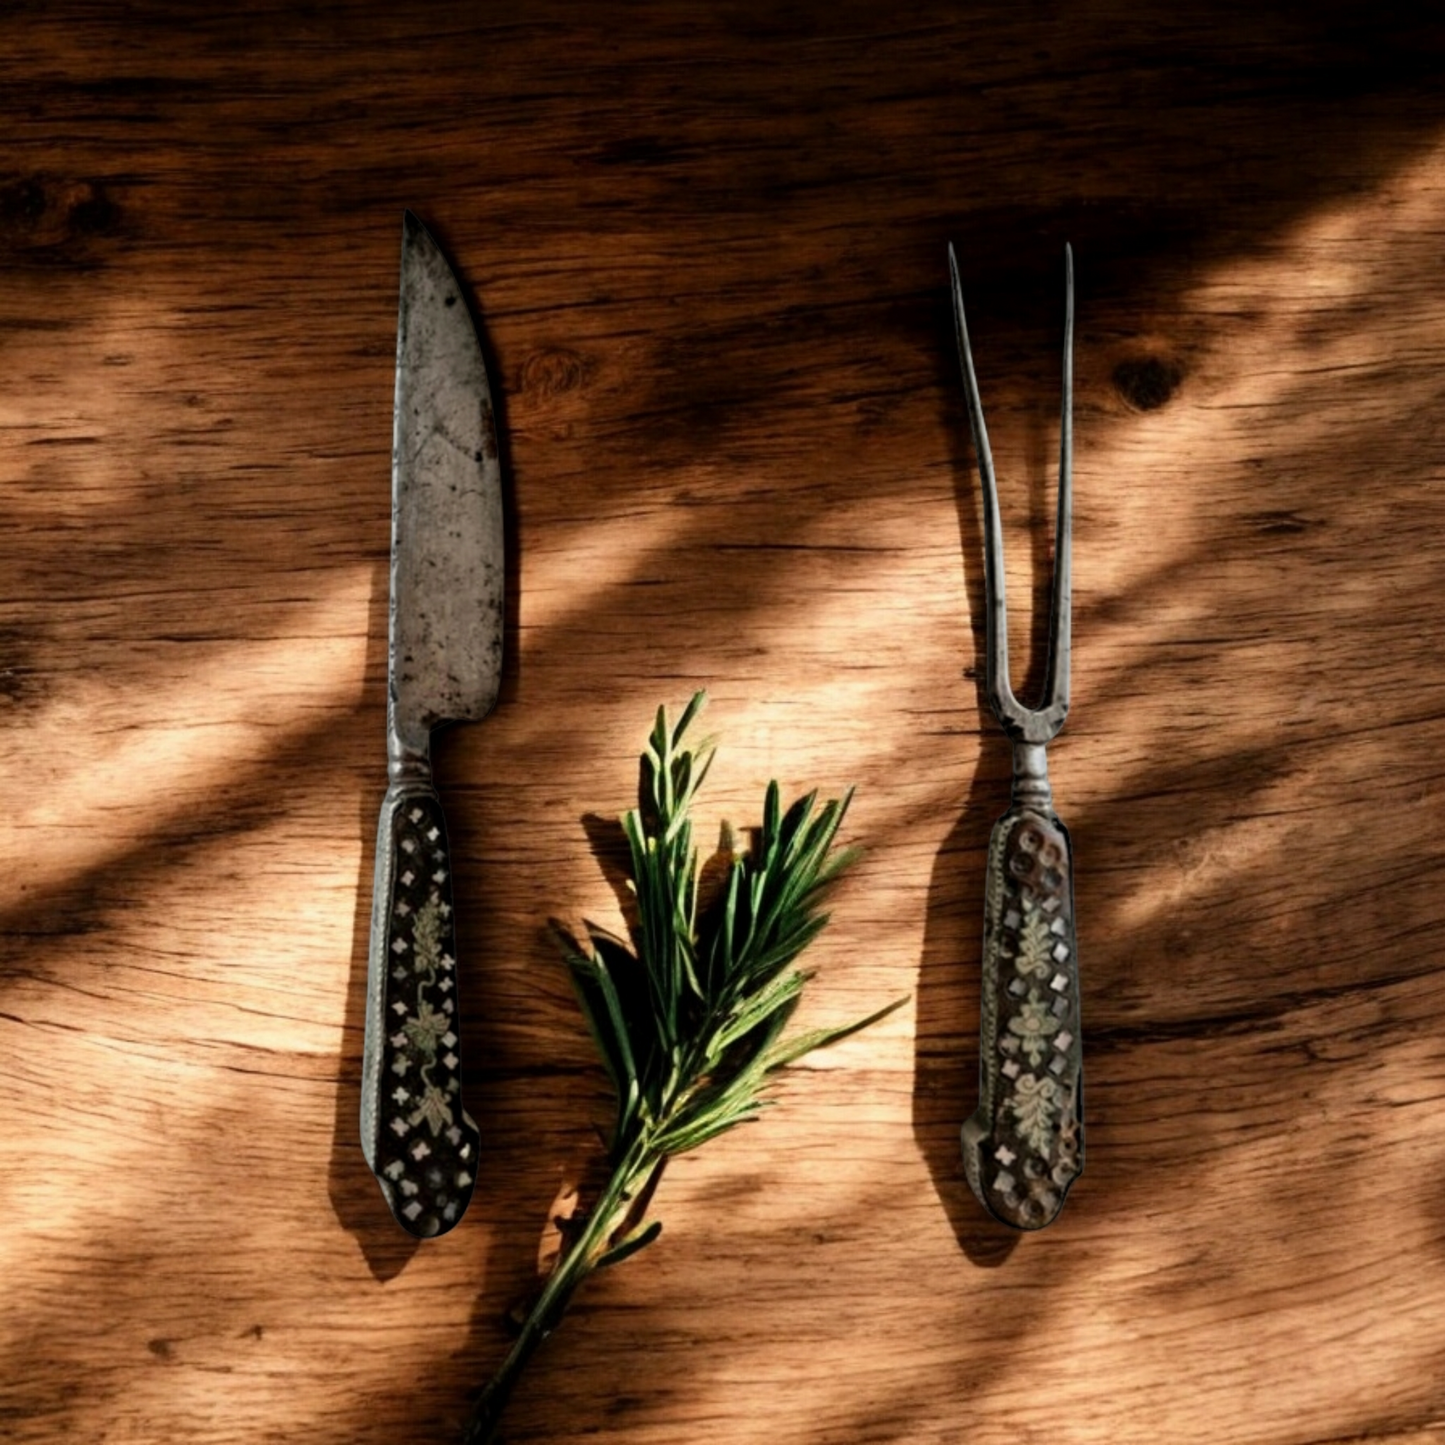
<box><xmin>360</xmin><ymin>214</ymin><xmax>1085</xmax><ymax>1238</ymax></box>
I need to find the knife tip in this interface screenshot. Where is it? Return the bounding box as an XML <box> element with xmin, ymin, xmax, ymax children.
<box><xmin>401</xmin><ymin>209</ymin><xmax>438</xmax><ymax>262</ymax></box>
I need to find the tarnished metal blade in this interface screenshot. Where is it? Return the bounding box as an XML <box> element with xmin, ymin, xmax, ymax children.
<box><xmin>391</xmin><ymin>211</ymin><xmax>503</xmax><ymax>748</ymax></box>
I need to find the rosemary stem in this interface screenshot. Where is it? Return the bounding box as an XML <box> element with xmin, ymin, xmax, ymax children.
<box><xmin>463</xmin><ymin>1136</ymin><xmax>655</xmax><ymax>1445</ymax></box>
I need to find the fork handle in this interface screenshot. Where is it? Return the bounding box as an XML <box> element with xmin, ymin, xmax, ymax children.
<box><xmin>361</xmin><ymin>781</ymin><xmax>479</xmax><ymax>1237</ymax></box>
<box><xmin>962</xmin><ymin>804</ymin><xmax>1083</xmax><ymax>1229</ymax></box>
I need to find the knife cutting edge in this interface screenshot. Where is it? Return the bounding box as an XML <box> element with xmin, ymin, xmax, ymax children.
<box><xmin>360</xmin><ymin>212</ymin><xmax>504</xmax><ymax>1238</ymax></box>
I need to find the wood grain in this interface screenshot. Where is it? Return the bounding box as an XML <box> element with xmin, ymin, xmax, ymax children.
<box><xmin>4</xmin><ymin>5</ymin><xmax>1445</xmax><ymax>1442</ymax></box>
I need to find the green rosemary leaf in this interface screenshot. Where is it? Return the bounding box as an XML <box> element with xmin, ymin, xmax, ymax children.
<box><xmin>777</xmin><ymin>789</ymin><xmax>819</xmax><ymax>856</ymax></box>
<box><xmin>772</xmin><ymin>794</ymin><xmax>851</xmax><ymax>920</ymax></box>
<box><xmin>560</xmin><ymin>945</ymin><xmax>641</xmax><ymax>1146</ymax></box>
<box><xmin>648</xmin><ymin>1101</ymin><xmax>768</xmax><ymax>1156</ymax></box>
<box><xmin>710</xmin><ymin>967</ymin><xmax>808</xmax><ymax>1058</ymax></box>
<box><xmin>672</xmin><ymin>688</ymin><xmax>708</xmax><ymax>744</ymax></box>
<box><xmin>811</xmin><ymin>840</ymin><xmax>863</xmax><ymax>893</ymax></box>
<box><xmin>742</xmin><ymin>914</ymin><xmax>831</xmax><ymax>984</ymax></box>
<box><xmin>718</xmin><ymin>858</ymin><xmax>740</xmax><ymax>988</ymax></box>
<box><xmin>654</xmin><ymin>1007</ymin><xmax>792</xmax><ymax>1155</ymax></box>
<box><xmin>595</xmin><ymin>1218</ymin><xmax>663</xmax><ymax>1270</ymax></box>
<box><xmin>622</xmin><ymin>811</ymin><xmax>678</xmax><ymax>1049</ymax></box>
<box><xmin>762</xmin><ymin>994</ymin><xmax>910</xmax><ymax>1073</ymax></box>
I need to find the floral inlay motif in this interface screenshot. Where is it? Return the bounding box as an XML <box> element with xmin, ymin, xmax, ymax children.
<box><xmin>1014</xmin><ymin>899</ymin><xmax>1056</xmax><ymax>981</ymax></box>
<box><xmin>1008</xmin><ymin>986</ymin><xmax>1061</xmax><ymax>1066</ymax></box>
<box><xmin>1009</xmin><ymin>1072</ymin><xmax>1062</xmax><ymax>1152</ymax></box>
<box><xmin>409</xmin><ymin>1085</ymin><xmax>454</xmax><ymax>1136</ymax></box>
<box><xmin>405</xmin><ymin>995</ymin><xmax>451</xmax><ymax>1057</ymax></box>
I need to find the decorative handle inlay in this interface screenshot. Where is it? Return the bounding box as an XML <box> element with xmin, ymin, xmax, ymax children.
<box><xmin>361</xmin><ymin>783</ymin><xmax>479</xmax><ymax>1237</ymax></box>
<box><xmin>962</xmin><ymin>805</ymin><xmax>1083</xmax><ymax>1230</ymax></box>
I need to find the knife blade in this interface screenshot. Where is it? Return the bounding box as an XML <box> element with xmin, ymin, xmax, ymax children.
<box><xmin>360</xmin><ymin>211</ymin><xmax>504</xmax><ymax>1238</ymax></box>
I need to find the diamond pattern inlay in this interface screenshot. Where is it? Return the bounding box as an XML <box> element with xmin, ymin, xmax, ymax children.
<box><xmin>373</xmin><ymin>791</ymin><xmax>479</xmax><ymax>1237</ymax></box>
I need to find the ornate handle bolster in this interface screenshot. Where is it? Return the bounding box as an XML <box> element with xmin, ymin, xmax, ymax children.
<box><xmin>361</xmin><ymin>782</ymin><xmax>479</xmax><ymax>1237</ymax></box>
<box><xmin>962</xmin><ymin>805</ymin><xmax>1083</xmax><ymax>1229</ymax></box>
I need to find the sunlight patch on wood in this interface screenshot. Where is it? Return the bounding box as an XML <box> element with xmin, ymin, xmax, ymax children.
<box><xmin>0</xmin><ymin>574</ymin><xmax>372</xmax><ymax>903</ymax></box>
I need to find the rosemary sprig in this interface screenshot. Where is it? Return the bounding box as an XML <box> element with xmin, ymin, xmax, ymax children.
<box><xmin>464</xmin><ymin>693</ymin><xmax>905</xmax><ymax>1443</ymax></box>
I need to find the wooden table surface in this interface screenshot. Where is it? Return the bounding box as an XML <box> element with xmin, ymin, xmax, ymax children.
<box><xmin>5</xmin><ymin>6</ymin><xmax>1445</xmax><ymax>1443</ymax></box>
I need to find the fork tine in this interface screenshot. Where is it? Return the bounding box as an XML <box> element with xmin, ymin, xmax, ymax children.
<box><xmin>1043</xmin><ymin>243</ymin><xmax>1074</xmax><ymax>720</ymax></box>
<box><xmin>948</xmin><ymin>243</ymin><xmax>1019</xmax><ymax>730</ymax></box>
<box><xmin>949</xmin><ymin>243</ymin><xmax>1074</xmax><ymax>744</ymax></box>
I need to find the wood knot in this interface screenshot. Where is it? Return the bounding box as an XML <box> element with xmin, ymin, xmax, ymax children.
<box><xmin>595</xmin><ymin>136</ymin><xmax>678</xmax><ymax>167</ymax></box>
<box><xmin>1113</xmin><ymin>354</ymin><xmax>1183</xmax><ymax>412</ymax></box>
<box><xmin>520</xmin><ymin>348</ymin><xmax>586</xmax><ymax>399</ymax></box>
<box><xmin>1248</xmin><ymin>510</ymin><xmax>1314</xmax><ymax>537</ymax></box>
<box><xmin>0</xmin><ymin>627</ymin><xmax>43</xmax><ymax>708</ymax></box>
<box><xmin>0</xmin><ymin>175</ymin><xmax>120</xmax><ymax>260</ymax></box>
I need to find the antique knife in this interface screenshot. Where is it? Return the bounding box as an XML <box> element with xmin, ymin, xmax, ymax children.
<box><xmin>360</xmin><ymin>211</ymin><xmax>504</xmax><ymax>1238</ymax></box>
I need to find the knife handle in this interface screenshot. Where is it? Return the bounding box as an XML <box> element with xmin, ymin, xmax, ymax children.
<box><xmin>361</xmin><ymin>780</ymin><xmax>479</xmax><ymax>1237</ymax></box>
<box><xmin>962</xmin><ymin>805</ymin><xmax>1083</xmax><ymax>1229</ymax></box>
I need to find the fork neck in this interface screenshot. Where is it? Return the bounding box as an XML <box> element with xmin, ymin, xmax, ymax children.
<box><xmin>1011</xmin><ymin>740</ymin><xmax>1054</xmax><ymax>813</ymax></box>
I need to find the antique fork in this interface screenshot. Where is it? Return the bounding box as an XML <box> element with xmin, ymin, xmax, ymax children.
<box><xmin>951</xmin><ymin>244</ymin><xmax>1083</xmax><ymax>1230</ymax></box>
